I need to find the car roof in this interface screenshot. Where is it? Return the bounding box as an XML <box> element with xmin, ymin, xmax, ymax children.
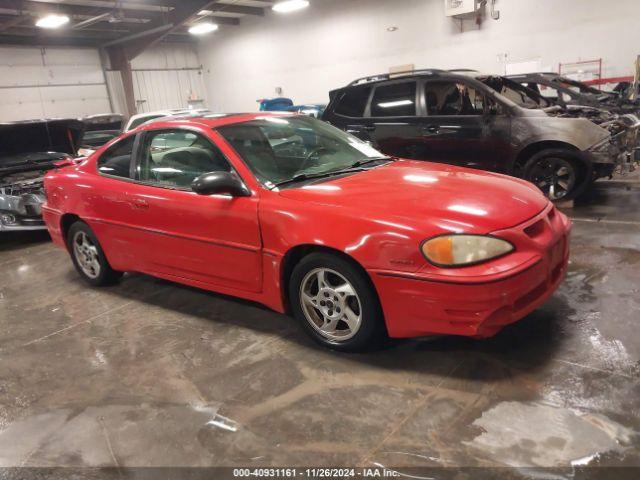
<box><xmin>339</xmin><ymin>68</ymin><xmax>499</xmax><ymax>90</ymax></box>
<box><xmin>134</xmin><ymin>112</ymin><xmax>297</xmax><ymax>131</ymax></box>
<box><xmin>505</xmin><ymin>72</ymin><xmax>560</xmax><ymax>80</ymax></box>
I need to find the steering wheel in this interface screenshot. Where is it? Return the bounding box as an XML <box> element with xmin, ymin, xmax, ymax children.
<box><xmin>300</xmin><ymin>146</ymin><xmax>330</xmax><ymax>171</ymax></box>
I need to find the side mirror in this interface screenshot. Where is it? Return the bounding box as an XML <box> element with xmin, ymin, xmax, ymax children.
<box><xmin>191</xmin><ymin>171</ymin><xmax>250</xmax><ymax>197</ymax></box>
<box><xmin>487</xmin><ymin>103</ymin><xmax>500</xmax><ymax>116</ymax></box>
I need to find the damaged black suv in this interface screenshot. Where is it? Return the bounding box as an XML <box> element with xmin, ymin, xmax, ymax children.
<box><xmin>0</xmin><ymin>119</ymin><xmax>82</xmax><ymax>232</ymax></box>
<box><xmin>322</xmin><ymin>69</ymin><xmax>634</xmax><ymax>201</ymax></box>
<box><xmin>452</xmin><ymin>70</ymin><xmax>640</xmax><ymax>177</ymax></box>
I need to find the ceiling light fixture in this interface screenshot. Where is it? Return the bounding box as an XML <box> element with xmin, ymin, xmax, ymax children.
<box><xmin>36</xmin><ymin>14</ymin><xmax>70</xmax><ymax>29</ymax></box>
<box><xmin>188</xmin><ymin>22</ymin><xmax>219</xmax><ymax>35</ymax></box>
<box><xmin>272</xmin><ymin>0</ymin><xmax>310</xmax><ymax>14</ymax></box>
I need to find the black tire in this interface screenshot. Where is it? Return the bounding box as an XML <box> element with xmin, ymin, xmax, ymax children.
<box><xmin>523</xmin><ymin>149</ymin><xmax>591</xmax><ymax>202</ymax></box>
<box><xmin>66</xmin><ymin>221</ymin><xmax>123</xmax><ymax>286</ymax></box>
<box><xmin>289</xmin><ymin>252</ymin><xmax>386</xmax><ymax>352</ymax></box>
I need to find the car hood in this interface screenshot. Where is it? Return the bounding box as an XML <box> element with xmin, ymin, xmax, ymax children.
<box><xmin>278</xmin><ymin>160</ymin><xmax>548</xmax><ymax>233</ymax></box>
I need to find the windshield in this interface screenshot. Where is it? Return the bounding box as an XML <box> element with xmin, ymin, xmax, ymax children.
<box><xmin>217</xmin><ymin>116</ymin><xmax>388</xmax><ymax>187</ymax></box>
<box><xmin>480</xmin><ymin>76</ymin><xmax>549</xmax><ymax>109</ymax></box>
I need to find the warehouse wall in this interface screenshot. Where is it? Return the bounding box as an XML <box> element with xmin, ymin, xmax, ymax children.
<box><xmin>0</xmin><ymin>43</ymin><xmax>206</xmax><ymax>123</ymax></box>
<box><xmin>106</xmin><ymin>44</ymin><xmax>209</xmax><ymax>115</ymax></box>
<box><xmin>0</xmin><ymin>46</ymin><xmax>111</xmax><ymax>122</ymax></box>
<box><xmin>198</xmin><ymin>0</ymin><xmax>640</xmax><ymax>112</ymax></box>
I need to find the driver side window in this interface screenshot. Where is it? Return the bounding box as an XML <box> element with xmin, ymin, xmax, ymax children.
<box><xmin>138</xmin><ymin>129</ymin><xmax>231</xmax><ymax>189</ymax></box>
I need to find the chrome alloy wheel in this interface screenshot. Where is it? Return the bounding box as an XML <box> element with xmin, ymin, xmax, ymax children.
<box><xmin>72</xmin><ymin>231</ymin><xmax>101</xmax><ymax>279</ymax></box>
<box><xmin>529</xmin><ymin>157</ymin><xmax>576</xmax><ymax>201</ymax></box>
<box><xmin>299</xmin><ymin>268</ymin><xmax>362</xmax><ymax>341</ymax></box>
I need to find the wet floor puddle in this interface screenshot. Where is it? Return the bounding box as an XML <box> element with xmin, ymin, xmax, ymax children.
<box><xmin>464</xmin><ymin>401</ymin><xmax>636</xmax><ymax>468</ymax></box>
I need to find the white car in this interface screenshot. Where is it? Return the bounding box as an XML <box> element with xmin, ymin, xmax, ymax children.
<box><xmin>123</xmin><ymin>109</ymin><xmax>194</xmax><ymax>132</ymax></box>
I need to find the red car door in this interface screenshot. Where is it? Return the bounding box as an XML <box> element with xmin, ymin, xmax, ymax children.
<box><xmin>90</xmin><ymin>133</ymin><xmax>144</xmax><ymax>270</ymax></box>
<box><xmin>123</xmin><ymin>127</ymin><xmax>262</xmax><ymax>293</ymax></box>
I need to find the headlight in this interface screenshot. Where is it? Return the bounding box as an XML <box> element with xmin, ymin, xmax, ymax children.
<box><xmin>421</xmin><ymin>234</ymin><xmax>514</xmax><ymax>267</ymax></box>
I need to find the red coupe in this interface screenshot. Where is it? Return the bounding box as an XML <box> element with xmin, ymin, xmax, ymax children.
<box><xmin>42</xmin><ymin>113</ymin><xmax>571</xmax><ymax>351</ymax></box>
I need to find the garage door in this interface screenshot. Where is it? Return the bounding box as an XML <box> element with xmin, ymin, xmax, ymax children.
<box><xmin>0</xmin><ymin>46</ymin><xmax>112</xmax><ymax>122</ymax></box>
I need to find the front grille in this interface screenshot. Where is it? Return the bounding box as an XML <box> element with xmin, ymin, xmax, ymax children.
<box><xmin>524</xmin><ymin>219</ymin><xmax>545</xmax><ymax>238</ymax></box>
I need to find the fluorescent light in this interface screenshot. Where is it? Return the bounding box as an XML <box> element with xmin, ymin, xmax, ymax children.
<box><xmin>272</xmin><ymin>0</ymin><xmax>310</xmax><ymax>13</ymax></box>
<box><xmin>36</xmin><ymin>14</ymin><xmax>70</xmax><ymax>29</ymax></box>
<box><xmin>188</xmin><ymin>22</ymin><xmax>219</xmax><ymax>35</ymax></box>
<box><xmin>377</xmin><ymin>100</ymin><xmax>413</xmax><ymax>108</ymax></box>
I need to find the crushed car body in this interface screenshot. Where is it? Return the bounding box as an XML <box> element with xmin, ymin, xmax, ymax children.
<box><xmin>0</xmin><ymin>119</ymin><xmax>82</xmax><ymax>231</ymax></box>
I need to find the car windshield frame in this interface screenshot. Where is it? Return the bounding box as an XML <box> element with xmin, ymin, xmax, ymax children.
<box><xmin>216</xmin><ymin>116</ymin><xmax>391</xmax><ymax>189</ymax></box>
<box><xmin>552</xmin><ymin>76</ymin><xmax>604</xmax><ymax>95</ymax></box>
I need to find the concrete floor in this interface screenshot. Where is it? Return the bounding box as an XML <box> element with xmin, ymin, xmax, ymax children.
<box><xmin>1</xmin><ymin>175</ymin><xmax>639</xmax><ymax>478</ymax></box>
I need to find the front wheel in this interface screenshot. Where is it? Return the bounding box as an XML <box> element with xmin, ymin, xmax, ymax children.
<box><xmin>289</xmin><ymin>253</ymin><xmax>386</xmax><ymax>352</ymax></box>
<box><xmin>67</xmin><ymin>221</ymin><xmax>123</xmax><ymax>286</ymax></box>
<box><xmin>523</xmin><ymin>149</ymin><xmax>590</xmax><ymax>201</ymax></box>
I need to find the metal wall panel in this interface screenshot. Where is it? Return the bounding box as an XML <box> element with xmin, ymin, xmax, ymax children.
<box><xmin>132</xmin><ymin>68</ymin><xmax>208</xmax><ymax>113</ymax></box>
<box><xmin>106</xmin><ymin>45</ymin><xmax>208</xmax><ymax>116</ymax></box>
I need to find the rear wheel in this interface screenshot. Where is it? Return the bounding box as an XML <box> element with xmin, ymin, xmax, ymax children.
<box><xmin>289</xmin><ymin>253</ymin><xmax>386</xmax><ymax>352</ymax></box>
<box><xmin>67</xmin><ymin>221</ymin><xmax>123</xmax><ymax>286</ymax></box>
<box><xmin>523</xmin><ymin>149</ymin><xmax>590</xmax><ymax>201</ymax></box>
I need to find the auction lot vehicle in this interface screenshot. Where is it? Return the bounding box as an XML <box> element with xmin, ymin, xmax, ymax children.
<box><xmin>1</xmin><ymin>119</ymin><xmax>82</xmax><ymax>231</ymax></box>
<box><xmin>77</xmin><ymin>114</ymin><xmax>125</xmax><ymax>157</ymax></box>
<box><xmin>322</xmin><ymin>70</ymin><xmax>630</xmax><ymax>201</ymax></box>
<box><xmin>454</xmin><ymin>71</ymin><xmax>640</xmax><ymax>178</ymax></box>
<box><xmin>43</xmin><ymin>114</ymin><xmax>570</xmax><ymax>351</ymax></box>
<box><xmin>123</xmin><ymin>109</ymin><xmax>195</xmax><ymax>132</ymax></box>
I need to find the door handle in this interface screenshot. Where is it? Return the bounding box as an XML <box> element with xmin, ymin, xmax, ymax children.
<box><xmin>421</xmin><ymin>125</ymin><xmax>440</xmax><ymax>134</ymax></box>
<box><xmin>130</xmin><ymin>199</ymin><xmax>149</xmax><ymax>210</ymax></box>
<box><xmin>347</xmin><ymin>124</ymin><xmax>376</xmax><ymax>133</ymax></box>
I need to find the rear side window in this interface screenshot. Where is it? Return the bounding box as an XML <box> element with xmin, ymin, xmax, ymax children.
<box><xmin>97</xmin><ymin>135</ymin><xmax>135</xmax><ymax>178</ymax></box>
<box><xmin>333</xmin><ymin>86</ymin><xmax>371</xmax><ymax>117</ymax></box>
<box><xmin>371</xmin><ymin>82</ymin><xmax>417</xmax><ymax>117</ymax></box>
<box><xmin>424</xmin><ymin>81</ymin><xmax>486</xmax><ymax>116</ymax></box>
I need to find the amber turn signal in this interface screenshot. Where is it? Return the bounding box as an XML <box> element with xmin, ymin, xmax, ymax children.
<box><xmin>421</xmin><ymin>234</ymin><xmax>514</xmax><ymax>267</ymax></box>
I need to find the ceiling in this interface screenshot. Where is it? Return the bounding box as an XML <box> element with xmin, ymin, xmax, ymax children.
<box><xmin>0</xmin><ymin>0</ymin><xmax>275</xmax><ymax>48</ymax></box>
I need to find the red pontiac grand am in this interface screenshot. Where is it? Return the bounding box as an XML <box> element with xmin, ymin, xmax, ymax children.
<box><xmin>42</xmin><ymin>113</ymin><xmax>571</xmax><ymax>351</ymax></box>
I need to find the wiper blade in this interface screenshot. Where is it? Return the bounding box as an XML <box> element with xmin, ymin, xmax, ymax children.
<box><xmin>273</xmin><ymin>158</ymin><xmax>393</xmax><ymax>188</ymax></box>
<box><xmin>349</xmin><ymin>156</ymin><xmax>393</xmax><ymax>168</ymax></box>
<box><xmin>274</xmin><ymin>167</ymin><xmax>367</xmax><ymax>188</ymax></box>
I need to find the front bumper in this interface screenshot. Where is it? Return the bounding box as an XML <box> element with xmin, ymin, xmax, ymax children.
<box><xmin>370</xmin><ymin>204</ymin><xmax>570</xmax><ymax>338</ymax></box>
<box><xmin>0</xmin><ymin>212</ymin><xmax>46</xmax><ymax>231</ymax></box>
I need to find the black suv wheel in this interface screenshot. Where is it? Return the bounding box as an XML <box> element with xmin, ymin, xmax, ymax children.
<box><xmin>523</xmin><ymin>149</ymin><xmax>591</xmax><ymax>201</ymax></box>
